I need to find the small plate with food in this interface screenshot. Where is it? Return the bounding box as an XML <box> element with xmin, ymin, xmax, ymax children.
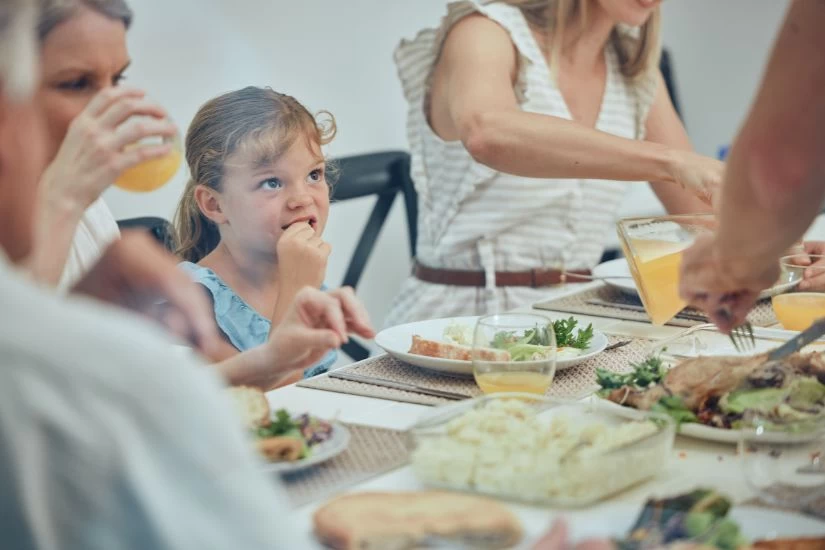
<box><xmin>567</xmin><ymin>488</ymin><xmax>825</xmax><ymax>548</ymax></box>
<box><xmin>229</xmin><ymin>387</ymin><xmax>350</xmax><ymax>473</ymax></box>
<box><xmin>375</xmin><ymin>316</ymin><xmax>608</xmax><ymax>376</ymax></box>
<box><xmin>594</xmin><ymin>348</ymin><xmax>825</xmax><ymax>444</ymax></box>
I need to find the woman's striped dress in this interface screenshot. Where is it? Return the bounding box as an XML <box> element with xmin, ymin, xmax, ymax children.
<box><xmin>385</xmin><ymin>0</ymin><xmax>657</xmax><ymax>327</ymax></box>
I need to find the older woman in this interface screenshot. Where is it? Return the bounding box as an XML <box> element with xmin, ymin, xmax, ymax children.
<box><xmin>385</xmin><ymin>0</ymin><xmax>723</xmax><ymax>326</ymax></box>
<box><xmin>28</xmin><ymin>0</ymin><xmax>176</xmax><ymax>288</ymax></box>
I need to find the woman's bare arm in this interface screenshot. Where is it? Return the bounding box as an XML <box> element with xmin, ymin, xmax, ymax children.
<box><xmin>643</xmin><ymin>72</ymin><xmax>716</xmax><ymax>215</ymax></box>
<box><xmin>429</xmin><ymin>14</ymin><xmax>719</xmax><ymax>202</ymax></box>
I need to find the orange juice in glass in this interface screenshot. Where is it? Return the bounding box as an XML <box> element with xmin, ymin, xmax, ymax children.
<box><xmin>472</xmin><ymin>313</ymin><xmax>557</xmax><ymax>395</ymax></box>
<box><xmin>618</xmin><ymin>215</ymin><xmax>716</xmax><ymax>326</ymax></box>
<box><xmin>771</xmin><ymin>254</ymin><xmax>825</xmax><ymax>331</ymax></box>
<box><xmin>114</xmin><ymin>114</ymin><xmax>183</xmax><ymax>193</ymax></box>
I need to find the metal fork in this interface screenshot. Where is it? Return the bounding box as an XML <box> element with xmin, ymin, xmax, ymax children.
<box><xmin>729</xmin><ymin>323</ymin><xmax>756</xmax><ymax>353</ymax></box>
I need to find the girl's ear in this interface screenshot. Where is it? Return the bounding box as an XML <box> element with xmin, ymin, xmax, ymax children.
<box><xmin>194</xmin><ymin>185</ymin><xmax>227</xmax><ymax>225</ymax></box>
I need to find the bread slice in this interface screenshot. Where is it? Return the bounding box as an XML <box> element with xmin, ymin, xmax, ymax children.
<box><xmin>409</xmin><ymin>335</ymin><xmax>511</xmax><ymax>362</ymax></box>
<box><xmin>227</xmin><ymin>386</ymin><xmax>271</xmax><ymax>428</ymax></box>
<box><xmin>313</xmin><ymin>491</ymin><xmax>522</xmax><ymax>550</ymax></box>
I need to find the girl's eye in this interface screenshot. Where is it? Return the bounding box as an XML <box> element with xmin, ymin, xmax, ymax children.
<box><xmin>260</xmin><ymin>178</ymin><xmax>283</xmax><ymax>190</ymax></box>
<box><xmin>113</xmin><ymin>73</ymin><xmax>127</xmax><ymax>86</ymax></box>
<box><xmin>308</xmin><ymin>168</ymin><xmax>324</xmax><ymax>183</ymax></box>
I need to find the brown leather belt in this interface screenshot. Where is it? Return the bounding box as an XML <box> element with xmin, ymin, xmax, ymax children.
<box><xmin>413</xmin><ymin>261</ymin><xmax>592</xmax><ymax>288</ymax></box>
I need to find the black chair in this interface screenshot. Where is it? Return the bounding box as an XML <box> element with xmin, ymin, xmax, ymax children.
<box><xmin>332</xmin><ymin>151</ymin><xmax>417</xmax><ymax>361</ymax></box>
<box><xmin>117</xmin><ymin>216</ymin><xmax>176</xmax><ymax>252</ymax></box>
<box><xmin>660</xmin><ymin>48</ymin><xmax>682</xmax><ymax>121</ymax></box>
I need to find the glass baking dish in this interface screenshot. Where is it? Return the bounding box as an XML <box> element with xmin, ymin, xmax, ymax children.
<box><xmin>408</xmin><ymin>393</ymin><xmax>674</xmax><ymax>507</ymax></box>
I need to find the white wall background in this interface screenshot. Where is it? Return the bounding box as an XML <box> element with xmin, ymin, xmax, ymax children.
<box><xmin>109</xmin><ymin>0</ymin><xmax>793</xmax><ymax>337</ymax></box>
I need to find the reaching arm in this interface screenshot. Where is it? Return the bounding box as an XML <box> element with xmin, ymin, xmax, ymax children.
<box><xmin>214</xmin><ymin>287</ymin><xmax>374</xmax><ymax>390</ymax></box>
<box><xmin>643</xmin><ymin>72</ymin><xmax>716</xmax><ymax>214</ymax></box>
<box><xmin>714</xmin><ymin>0</ymin><xmax>825</xmax><ymax>277</ymax></box>
<box><xmin>429</xmin><ymin>14</ymin><xmax>719</xmax><ymax>203</ymax></box>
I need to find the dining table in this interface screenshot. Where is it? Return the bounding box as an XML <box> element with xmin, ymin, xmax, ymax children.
<box><xmin>267</xmin><ymin>281</ymin><xmax>824</xmax><ymax>548</ymax></box>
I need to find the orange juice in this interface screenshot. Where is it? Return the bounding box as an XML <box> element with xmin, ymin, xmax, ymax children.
<box><xmin>474</xmin><ymin>371</ymin><xmax>553</xmax><ymax>394</ymax></box>
<box><xmin>623</xmin><ymin>239</ymin><xmax>688</xmax><ymax>325</ymax></box>
<box><xmin>114</xmin><ymin>148</ymin><xmax>183</xmax><ymax>192</ymax></box>
<box><xmin>772</xmin><ymin>293</ymin><xmax>825</xmax><ymax>331</ymax></box>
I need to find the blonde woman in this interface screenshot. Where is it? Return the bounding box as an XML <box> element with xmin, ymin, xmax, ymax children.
<box><xmin>385</xmin><ymin>0</ymin><xmax>723</xmax><ymax>326</ymax></box>
<box><xmin>27</xmin><ymin>0</ymin><xmax>176</xmax><ymax>289</ymax></box>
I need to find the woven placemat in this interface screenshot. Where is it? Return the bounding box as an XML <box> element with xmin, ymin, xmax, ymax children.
<box><xmin>742</xmin><ymin>493</ymin><xmax>825</xmax><ymax>522</ymax></box>
<box><xmin>297</xmin><ymin>336</ymin><xmax>653</xmax><ymax>406</ymax></box>
<box><xmin>533</xmin><ymin>285</ymin><xmax>778</xmax><ymax>328</ymax></box>
<box><xmin>280</xmin><ymin>423</ymin><xmax>409</xmax><ymax>507</ymax></box>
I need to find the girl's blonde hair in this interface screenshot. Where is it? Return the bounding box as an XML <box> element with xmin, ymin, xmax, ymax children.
<box><xmin>493</xmin><ymin>0</ymin><xmax>661</xmax><ymax>79</ymax></box>
<box><xmin>173</xmin><ymin>86</ymin><xmax>337</xmax><ymax>263</ymax></box>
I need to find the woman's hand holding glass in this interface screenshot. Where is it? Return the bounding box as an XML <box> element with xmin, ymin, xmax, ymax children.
<box><xmin>41</xmin><ymin>86</ymin><xmax>179</xmax><ymax>212</ymax></box>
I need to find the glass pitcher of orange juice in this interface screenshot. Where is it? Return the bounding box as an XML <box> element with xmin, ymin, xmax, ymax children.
<box><xmin>114</xmin><ymin>114</ymin><xmax>183</xmax><ymax>193</ymax></box>
<box><xmin>617</xmin><ymin>214</ymin><xmax>716</xmax><ymax>326</ymax></box>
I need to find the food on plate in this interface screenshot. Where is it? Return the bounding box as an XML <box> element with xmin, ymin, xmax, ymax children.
<box><xmin>227</xmin><ymin>385</ymin><xmax>271</xmax><ymax>427</ymax></box>
<box><xmin>614</xmin><ymin>488</ymin><xmax>825</xmax><ymax>549</ymax></box>
<box><xmin>312</xmin><ymin>491</ymin><xmax>523</xmax><ymax>550</ymax></box>
<box><xmin>597</xmin><ymin>351</ymin><xmax>825</xmax><ymax>430</ymax></box>
<box><xmin>409</xmin><ymin>335</ymin><xmax>510</xmax><ymax>362</ymax></box>
<box><xmin>227</xmin><ymin>386</ymin><xmax>334</xmax><ymax>462</ymax></box>
<box><xmin>614</xmin><ymin>489</ymin><xmax>748</xmax><ymax>549</ymax></box>
<box><xmin>411</xmin><ymin>397</ymin><xmax>668</xmax><ymax>505</ymax></box>
<box><xmin>256</xmin><ymin>437</ymin><xmax>304</xmax><ymax>462</ymax></box>
<box><xmin>408</xmin><ymin>317</ymin><xmax>594</xmax><ymax>361</ymax></box>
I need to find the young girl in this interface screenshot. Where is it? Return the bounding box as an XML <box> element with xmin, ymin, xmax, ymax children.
<box><xmin>174</xmin><ymin>86</ymin><xmax>337</xmax><ymax>377</ymax></box>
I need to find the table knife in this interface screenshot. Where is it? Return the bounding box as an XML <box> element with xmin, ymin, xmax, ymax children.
<box><xmin>768</xmin><ymin>317</ymin><xmax>825</xmax><ymax>362</ymax></box>
<box><xmin>329</xmin><ymin>371</ymin><xmax>472</xmax><ymax>401</ymax></box>
<box><xmin>585</xmin><ymin>299</ymin><xmax>707</xmax><ymax>322</ymax></box>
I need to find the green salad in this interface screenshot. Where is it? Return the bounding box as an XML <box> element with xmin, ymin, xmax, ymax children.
<box><xmin>491</xmin><ymin>317</ymin><xmax>594</xmax><ymax>361</ymax></box>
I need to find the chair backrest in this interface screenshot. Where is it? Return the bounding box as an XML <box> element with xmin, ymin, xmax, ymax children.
<box><xmin>117</xmin><ymin>216</ymin><xmax>175</xmax><ymax>253</ymax></box>
<box><xmin>331</xmin><ymin>151</ymin><xmax>416</xmax><ymax>361</ymax></box>
<box><xmin>660</xmin><ymin>48</ymin><xmax>682</xmax><ymax>120</ymax></box>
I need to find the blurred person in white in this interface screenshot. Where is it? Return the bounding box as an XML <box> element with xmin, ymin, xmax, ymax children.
<box><xmin>679</xmin><ymin>0</ymin><xmax>825</xmax><ymax>333</ymax></box>
<box><xmin>0</xmin><ymin>2</ymin><xmax>376</xmax><ymax>548</ymax></box>
<box><xmin>25</xmin><ymin>0</ymin><xmax>172</xmax><ymax>289</ymax></box>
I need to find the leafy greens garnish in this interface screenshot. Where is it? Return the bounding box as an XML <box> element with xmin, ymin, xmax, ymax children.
<box><xmin>651</xmin><ymin>395</ymin><xmax>698</xmax><ymax>426</ymax></box>
<box><xmin>255</xmin><ymin>409</ymin><xmax>300</xmax><ymax>439</ymax></box>
<box><xmin>596</xmin><ymin>355</ymin><xmax>667</xmax><ymax>390</ymax></box>
<box><xmin>489</xmin><ymin>318</ymin><xmax>594</xmax><ymax>361</ymax></box>
<box><xmin>552</xmin><ymin>317</ymin><xmax>594</xmax><ymax>350</ymax></box>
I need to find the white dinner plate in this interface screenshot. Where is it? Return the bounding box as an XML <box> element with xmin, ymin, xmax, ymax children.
<box><xmin>593</xmin><ymin>257</ymin><xmax>800</xmax><ymax>300</ymax></box>
<box><xmin>261</xmin><ymin>422</ymin><xmax>350</xmax><ymax>474</ymax></box>
<box><xmin>595</xmin><ymin>397</ymin><xmax>822</xmax><ymax>445</ymax></box>
<box><xmin>375</xmin><ymin>316</ymin><xmax>608</xmax><ymax>376</ymax></box>
<box><xmin>557</xmin><ymin>503</ymin><xmax>825</xmax><ymax>546</ymax></box>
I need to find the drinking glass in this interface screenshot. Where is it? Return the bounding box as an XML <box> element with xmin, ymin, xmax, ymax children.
<box><xmin>472</xmin><ymin>313</ymin><xmax>556</xmax><ymax>395</ymax></box>
<box><xmin>114</xmin><ymin>106</ymin><xmax>183</xmax><ymax>193</ymax></box>
<box><xmin>772</xmin><ymin>254</ymin><xmax>825</xmax><ymax>331</ymax></box>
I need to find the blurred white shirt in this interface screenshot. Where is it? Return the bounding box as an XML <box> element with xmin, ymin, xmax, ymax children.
<box><xmin>58</xmin><ymin>198</ymin><xmax>120</xmax><ymax>291</ymax></box>
<box><xmin>0</xmin><ymin>253</ymin><xmax>300</xmax><ymax>549</ymax></box>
